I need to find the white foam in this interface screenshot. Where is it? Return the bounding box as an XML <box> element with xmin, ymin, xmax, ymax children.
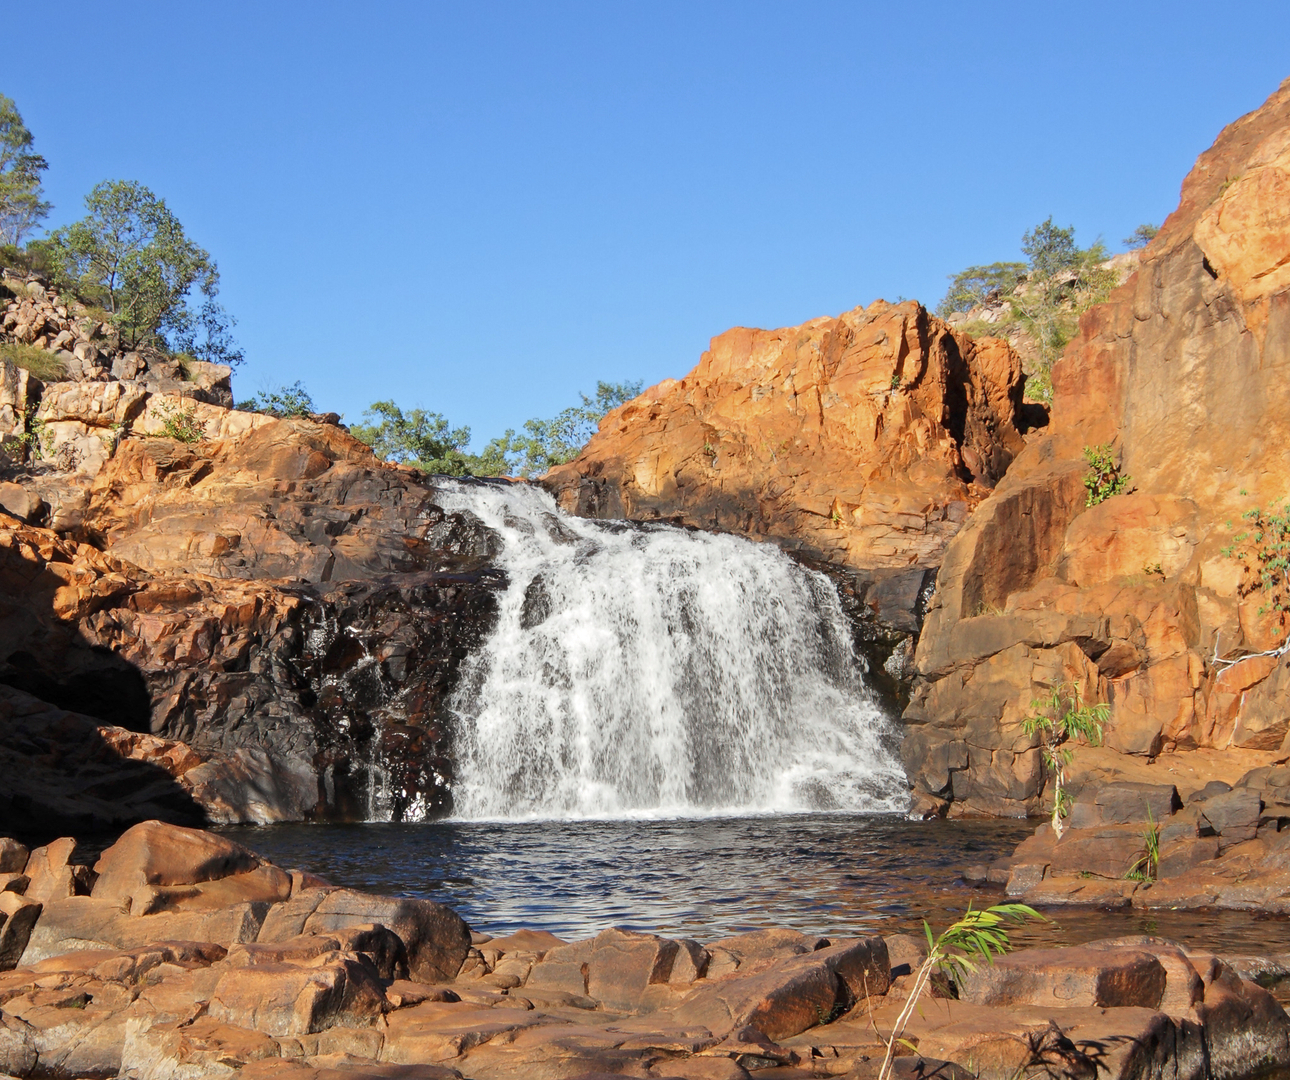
<box><xmin>430</xmin><ymin>480</ymin><xmax>908</xmax><ymax>821</ymax></box>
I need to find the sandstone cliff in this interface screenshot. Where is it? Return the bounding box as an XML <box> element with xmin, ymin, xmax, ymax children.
<box><xmin>0</xmin><ymin>319</ymin><xmax>509</xmax><ymax>831</ymax></box>
<box><xmin>544</xmin><ymin>301</ymin><xmax>1035</xmax><ymax>665</ymax></box>
<box><xmin>903</xmin><ymin>78</ymin><xmax>1290</xmax><ymax>817</ymax></box>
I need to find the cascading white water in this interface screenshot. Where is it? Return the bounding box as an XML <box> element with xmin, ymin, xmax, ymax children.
<box><xmin>435</xmin><ymin>480</ymin><xmax>908</xmax><ymax>820</ymax></box>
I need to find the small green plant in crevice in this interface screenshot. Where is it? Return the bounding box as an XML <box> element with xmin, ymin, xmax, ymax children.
<box><xmin>874</xmin><ymin>904</ymin><xmax>1043</xmax><ymax>1080</ymax></box>
<box><xmin>1142</xmin><ymin>562</ymin><xmax>1164</xmax><ymax>577</ymax></box>
<box><xmin>1125</xmin><ymin>807</ymin><xmax>1161</xmax><ymax>881</ymax></box>
<box><xmin>1023</xmin><ymin>682</ymin><xmax>1109</xmax><ymax>839</ymax></box>
<box><xmin>1222</xmin><ymin>498</ymin><xmax>1290</xmax><ymax>619</ymax></box>
<box><xmin>890</xmin><ymin>372</ymin><xmax>901</xmax><ymax>390</ymax></box>
<box><xmin>156</xmin><ymin>400</ymin><xmax>204</xmax><ymax>443</ymax></box>
<box><xmin>1083</xmin><ymin>444</ymin><xmax>1130</xmax><ymax>506</ymax></box>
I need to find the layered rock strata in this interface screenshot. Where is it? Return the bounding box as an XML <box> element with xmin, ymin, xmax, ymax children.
<box><xmin>0</xmin><ymin>820</ymin><xmax>1285</xmax><ymax>1080</ymax></box>
<box><xmin>544</xmin><ymin>301</ymin><xmax>1034</xmax><ymax>670</ymax></box>
<box><xmin>903</xmin><ymin>78</ymin><xmax>1290</xmax><ymax>817</ymax></box>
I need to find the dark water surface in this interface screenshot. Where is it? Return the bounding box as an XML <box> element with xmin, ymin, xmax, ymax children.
<box><xmin>222</xmin><ymin>813</ymin><xmax>1290</xmax><ymax>955</ymax></box>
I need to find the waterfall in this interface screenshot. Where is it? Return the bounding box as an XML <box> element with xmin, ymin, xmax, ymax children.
<box><xmin>434</xmin><ymin>480</ymin><xmax>908</xmax><ymax>820</ymax></box>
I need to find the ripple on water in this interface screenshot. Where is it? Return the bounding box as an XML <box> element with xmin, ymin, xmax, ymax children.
<box><xmin>222</xmin><ymin>813</ymin><xmax>1290</xmax><ymax>955</ymax></box>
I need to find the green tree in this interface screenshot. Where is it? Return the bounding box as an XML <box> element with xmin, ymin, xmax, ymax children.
<box><xmin>352</xmin><ymin>401</ymin><xmax>499</xmax><ymax>477</ymax></box>
<box><xmin>1123</xmin><ymin>223</ymin><xmax>1159</xmax><ymax>250</ymax></box>
<box><xmin>935</xmin><ymin>262</ymin><xmax>1027</xmax><ymax>317</ymax></box>
<box><xmin>0</xmin><ymin>95</ymin><xmax>51</xmax><ymax>247</ymax></box>
<box><xmin>1011</xmin><ymin>219</ymin><xmax>1116</xmax><ymax>397</ymax></box>
<box><xmin>484</xmin><ymin>380</ymin><xmax>643</xmax><ymax>477</ymax></box>
<box><xmin>47</xmin><ymin>180</ymin><xmax>242</xmax><ymax>364</ymax></box>
<box><xmin>240</xmin><ymin>380</ymin><xmax>316</xmax><ymax>418</ymax></box>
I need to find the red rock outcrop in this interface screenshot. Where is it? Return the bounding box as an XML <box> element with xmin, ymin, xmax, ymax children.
<box><xmin>0</xmin><ymin>414</ymin><xmax>508</xmax><ymax>831</ymax></box>
<box><xmin>903</xmin><ymin>78</ymin><xmax>1290</xmax><ymax>817</ymax></box>
<box><xmin>545</xmin><ymin>301</ymin><xmax>1033</xmax><ymax>639</ymax></box>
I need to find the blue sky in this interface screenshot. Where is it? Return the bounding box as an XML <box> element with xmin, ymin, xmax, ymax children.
<box><xmin>6</xmin><ymin>2</ymin><xmax>1289</xmax><ymax>444</ymax></box>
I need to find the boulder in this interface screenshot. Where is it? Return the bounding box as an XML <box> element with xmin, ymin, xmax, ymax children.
<box><xmin>23</xmin><ymin>837</ymin><xmax>93</xmax><ymax>903</ymax></box>
<box><xmin>526</xmin><ymin>927</ymin><xmax>681</xmax><ymax>1011</ymax></box>
<box><xmin>295</xmin><ymin>889</ymin><xmax>471</xmax><ymax>984</ymax></box>
<box><xmin>1068</xmin><ymin>782</ymin><xmax>1181</xmax><ymax>829</ymax></box>
<box><xmin>20</xmin><ymin>895</ymin><xmax>268</xmax><ymax>965</ymax></box>
<box><xmin>667</xmin><ymin>937</ymin><xmax>888</xmax><ymax>1041</ymax></box>
<box><xmin>0</xmin><ymin>838</ymin><xmax>28</xmax><ymax>874</ymax></box>
<box><xmin>91</xmin><ymin>821</ymin><xmax>261</xmax><ymax>909</ymax></box>
<box><xmin>207</xmin><ymin>957</ymin><xmax>387</xmax><ymax>1037</ymax></box>
<box><xmin>1200</xmin><ymin>788</ymin><xmax>1263</xmax><ymax>846</ymax></box>
<box><xmin>0</xmin><ymin>892</ymin><xmax>41</xmax><ymax>969</ymax></box>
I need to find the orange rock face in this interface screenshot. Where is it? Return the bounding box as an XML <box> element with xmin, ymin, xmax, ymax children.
<box><xmin>0</xmin><ymin>416</ymin><xmax>508</xmax><ymax>831</ymax></box>
<box><xmin>905</xmin><ymin>78</ymin><xmax>1290</xmax><ymax>817</ymax></box>
<box><xmin>545</xmin><ymin>302</ymin><xmax>1031</xmax><ymax>633</ymax></box>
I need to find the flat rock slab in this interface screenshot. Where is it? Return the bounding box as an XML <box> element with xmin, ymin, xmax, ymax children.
<box><xmin>19</xmin><ymin>895</ymin><xmax>268</xmax><ymax>966</ymax></box>
<box><xmin>381</xmin><ymin>1000</ymin><xmax>565</xmax><ymax>1064</ymax></box>
<box><xmin>959</xmin><ymin>946</ymin><xmax>1167</xmax><ymax>1009</ymax></box>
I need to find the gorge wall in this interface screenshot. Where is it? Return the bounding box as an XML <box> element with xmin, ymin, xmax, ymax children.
<box><xmin>902</xmin><ymin>78</ymin><xmax>1290</xmax><ymax>816</ymax></box>
<box><xmin>0</xmin><ymin>339</ymin><xmax>509</xmax><ymax>833</ymax></box>
<box><xmin>544</xmin><ymin>301</ymin><xmax>1036</xmax><ymax>682</ymax></box>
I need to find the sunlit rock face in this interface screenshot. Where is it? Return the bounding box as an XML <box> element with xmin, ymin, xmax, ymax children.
<box><xmin>0</xmin><ymin>416</ymin><xmax>507</xmax><ymax>830</ymax></box>
<box><xmin>904</xmin><ymin>78</ymin><xmax>1290</xmax><ymax>818</ymax></box>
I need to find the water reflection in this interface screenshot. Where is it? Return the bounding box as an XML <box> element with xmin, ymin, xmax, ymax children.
<box><xmin>221</xmin><ymin>813</ymin><xmax>1290</xmax><ymax>955</ymax></box>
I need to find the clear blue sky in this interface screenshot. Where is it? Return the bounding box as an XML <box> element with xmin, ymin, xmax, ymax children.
<box><xmin>6</xmin><ymin>2</ymin><xmax>1289</xmax><ymax>444</ymax></box>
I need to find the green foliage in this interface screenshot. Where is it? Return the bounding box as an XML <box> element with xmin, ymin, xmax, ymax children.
<box><xmin>1021</xmin><ymin>218</ymin><xmax>1079</xmax><ymax>280</ymax></box>
<box><xmin>0</xmin><ymin>240</ymin><xmax>61</xmax><ymax>280</ymax></box>
<box><xmin>156</xmin><ymin>400</ymin><xmax>204</xmax><ymax>443</ymax></box>
<box><xmin>11</xmin><ymin>404</ymin><xmax>48</xmax><ymax>460</ymax></box>
<box><xmin>1123</xmin><ymin>223</ymin><xmax>1159</xmax><ymax>250</ymax></box>
<box><xmin>0</xmin><ymin>341</ymin><xmax>66</xmax><ymax>382</ymax></box>
<box><xmin>240</xmin><ymin>381</ymin><xmax>316</xmax><ymax>418</ymax></box>
<box><xmin>483</xmin><ymin>381</ymin><xmax>643</xmax><ymax>477</ymax></box>
<box><xmin>0</xmin><ymin>95</ymin><xmax>50</xmax><ymax>247</ymax></box>
<box><xmin>1126</xmin><ymin>808</ymin><xmax>1161</xmax><ymax>881</ymax></box>
<box><xmin>354</xmin><ymin>380</ymin><xmax>643</xmax><ymax>478</ymax></box>
<box><xmin>875</xmin><ymin>904</ymin><xmax>1043</xmax><ymax>1080</ymax></box>
<box><xmin>1082</xmin><ymin>444</ymin><xmax>1130</xmax><ymax>506</ymax></box>
<box><xmin>352</xmin><ymin>401</ymin><xmax>495</xmax><ymax>477</ymax></box>
<box><xmin>1222</xmin><ymin>498</ymin><xmax>1290</xmax><ymax>617</ymax></box>
<box><xmin>935</xmin><ymin>262</ymin><xmax>1027</xmax><ymax>318</ymax></box>
<box><xmin>938</xmin><ymin>217</ymin><xmax>1119</xmax><ymax>404</ymax></box>
<box><xmin>46</xmin><ymin>180</ymin><xmax>242</xmax><ymax>366</ymax></box>
<box><xmin>1012</xmin><ymin>220</ymin><xmax>1117</xmax><ymax>395</ymax></box>
<box><xmin>1023</xmin><ymin>683</ymin><xmax>1109</xmax><ymax>836</ymax></box>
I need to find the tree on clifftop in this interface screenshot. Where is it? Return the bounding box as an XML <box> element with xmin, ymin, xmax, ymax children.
<box><xmin>353</xmin><ymin>381</ymin><xmax>643</xmax><ymax>478</ymax></box>
<box><xmin>937</xmin><ymin>217</ymin><xmax>1117</xmax><ymax>402</ymax></box>
<box><xmin>352</xmin><ymin>401</ymin><xmax>504</xmax><ymax>477</ymax></box>
<box><xmin>483</xmin><ymin>380</ymin><xmax>643</xmax><ymax>477</ymax></box>
<box><xmin>47</xmin><ymin>180</ymin><xmax>243</xmax><ymax>365</ymax></box>
<box><xmin>0</xmin><ymin>94</ymin><xmax>51</xmax><ymax>248</ymax></box>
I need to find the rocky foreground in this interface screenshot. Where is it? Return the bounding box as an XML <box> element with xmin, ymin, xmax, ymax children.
<box><xmin>0</xmin><ymin>820</ymin><xmax>1285</xmax><ymax>1080</ymax></box>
